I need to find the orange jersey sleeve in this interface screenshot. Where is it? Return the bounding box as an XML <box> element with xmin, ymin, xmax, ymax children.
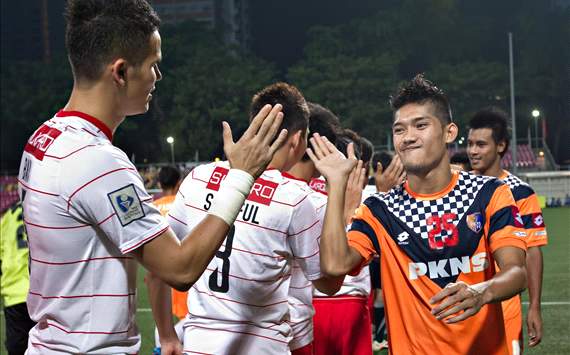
<box><xmin>516</xmin><ymin>192</ymin><xmax>548</xmax><ymax>247</ymax></box>
<box><xmin>485</xmin><ymin>183</ymin><xmax>528</xmax><ymax>253</ymax></box>
<box><xmin>347</xmin><ymin>204</ymin><xmax>385</xmax><ymax>275</ymax></box>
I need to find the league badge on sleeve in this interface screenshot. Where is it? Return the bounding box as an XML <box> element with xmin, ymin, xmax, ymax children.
<box><xmin>466</xmin><ymin>212</ymin><xmax>483</xmax><ymax>233</ymax></box>
<box><xmin>108</xmin><ymin>184</ymin><xmax>145</xmax><ymax>226</ymax></box>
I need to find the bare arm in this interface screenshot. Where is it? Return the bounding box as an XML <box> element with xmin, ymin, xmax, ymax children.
<box><xmin>134</xmin><ymin>104</ymin><xmax>288</xmax><ymax>290</ymax></box>
<box><xmin>144</xmin><ymin>272</ymin><xmax>182</xmax><ymax>354</ymax></box>
<box><xmin>312</xmin><ymin>275</ymin><xmax>345</xmax><ymax>296</ymax></box>
<box><xmin>526</xmin><ymin>246</ymin><xmax>544</xmax><ymax>347</ymax></box>
<box><xmin>307</xmin><ymin>134</ymin><xmax>364</xmax><ymax>277</ymax></box>
<box><xmin>430</xmin><ymin>246</ymin><xmax>527</xmax><ymax>323</ymax></box>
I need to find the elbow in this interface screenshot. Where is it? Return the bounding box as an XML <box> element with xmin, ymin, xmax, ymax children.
<box><xmin>517</xmin><ymin>264</ymin><xmax>527</xmax><ymax>294</ymax></box>
<box><xmin>168</xmin><ymin>270</ymin><xmax>199</xmax><ymax>292</ymax></box>
<box><xmin>321</xmin><ymin>262</ymin><xmax>351</xmax><ymax>278</ymax></box>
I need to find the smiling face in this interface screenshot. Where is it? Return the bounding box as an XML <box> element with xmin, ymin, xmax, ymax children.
<box><xmin>467</xmin><ymin>128</ymin><xmax>505</xmax><ymax>174</ymax></box>
<box><xmin>123</xmin><ymin>30</ymin><xmax>162</xmax><ymax>116</ymax></box>
<box><xmin>393</xmin><ymin>102</ymin><xmax>457</xmax><ymax>175</ymax></box>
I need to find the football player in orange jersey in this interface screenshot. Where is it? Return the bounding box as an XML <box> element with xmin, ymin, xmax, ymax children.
<box><xmin>468</xmin><ymin>107</ymin><xmax>548</xmax><ymax>354</ymax></box>
<box><xmin>306</xmin><ymin>74</ymin><xmax>528</xmax><ymax>355</ymax></box>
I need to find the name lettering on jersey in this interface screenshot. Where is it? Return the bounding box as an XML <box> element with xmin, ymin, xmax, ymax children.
<box><xmin>24</xmin><ymin>124</ymin><xmax>62</xmax><ymax>161</ymax></box>
<box><xmin>309</xmin><ymin>178</ymin><xmax>327</xmax><ymax>195</ymax></box>
<box><xmin>466</xmin><ymin>212</ymin><xmax>483</xmax><ymax>233</ymax></box>
<box><xmin>247</xmin><ymin>179</ymin><xmax>278</xmax><ymax>206</ymax></box>
<box><xmin>426</xmin><ymin>213</ymin><xmax>458</xmax><ymax>250</ymax></box>
<box><xmin>204</xmin><ymin>193</ymin><xmax>260</xmax><ymax>224</ymax></box>
<box><xmin>21</xmin><ymin>157</ymin><xmax>32</xmax><ymax>182</ymax></box>
<box><xmin>206</xmin><ymin>167</ymin><xmax>229</xmax><ymax>191</ymax></box>
<box><xmin>408</xmin><ymin>252</ymin><xmax>489</xmax><ymax>280</ymax></box>
<box><xmin>532</xmin><ymin>213</ymin><xmax>544</xmax><ymax>227</ymax></box>
<box><xmin>107</xmin><ymin>184</ymin><xmax>145</xmax><ymax>226</ymax></box>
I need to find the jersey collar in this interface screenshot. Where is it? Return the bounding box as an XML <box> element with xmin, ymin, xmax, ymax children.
<box><xmin>281</xmin><ymin>171</ymin><xmax>310</xmax><ymax>183</ymax></box>
<box><xmin>56</xmin><ymin>110</ymin><xmax>113</xmax><ymax>141</ymax></box>
<box><xmin>404</xmin><ymin>170</ymin><xmax>459</xmax><ymax>200</ymax></box>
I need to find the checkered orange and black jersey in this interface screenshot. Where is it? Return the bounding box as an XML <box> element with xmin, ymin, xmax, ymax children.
<box><xmin>349</xmin><ymin>171</ymin><xmax>526</xmax><ymax>289</ymax></box>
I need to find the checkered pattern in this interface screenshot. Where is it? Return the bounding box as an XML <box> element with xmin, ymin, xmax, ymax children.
<box><xmin>377</xmin><ymin>172</ymin><xmax>493</xmax><ymax>239</ymax></box>
<box><xmin>501</xmin><ymin>172</ymin><xmax>528</xmax><ymax>189</ymax></box>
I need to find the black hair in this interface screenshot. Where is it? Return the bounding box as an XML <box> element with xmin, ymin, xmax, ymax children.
<box><xmin>359</xmin><ymin>136</ymin><xmax>374</xmax><ymax>167</ymax></box>
<box><xmin>468</xmin><ymin>107</ymin><xmax>510</xmax><ymax>157</ymax></box>
<box><xmin>336</xmin><ymin>129</ymin><xmax>362</xmax><ymax>160</ymax></box>
<box><xmin>250</xmin><ymin>82</ymin><xmax>309</xmax><ymax>139</ymax></box>
<box><xmin>65</xmin><ymin>0</ymin><xmax>160</xmax><ymax>81</ymax></box>
<box><xmin>390</xmin><ymin>74</ymin><xmax>453</xmax><ymax>124</ymax></box>
<box><xmin>372</xmin><ymin>151</ymin><xmax>394</xmax><ymax>173</ymax></box>
<box><xmin>302</xmin><ymin>102</ymin><xmax>342</xmax><ymax>161</ymax></box>
<box><xmin>158</xmin><ymin>165</ymin><xmax>181</xmax><ymax>190</ymax></box>
<box><xmin>450</xmin><ymin>151</ymin><xmax>472</xmax><ymax>171</ymax></box>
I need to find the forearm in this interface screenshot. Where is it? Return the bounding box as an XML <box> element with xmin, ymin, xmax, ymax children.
<box><xmin>320</xmin><ymin>178</ymin><xmax>356</xmax><ymax>276</ymax></box>
<box><xmin>145</xmin><ymin>272</ymin><xmax>177</xmax><ymax>341</ymax></box>
<box><xmin>480</xmin><ymin>263</ymin><xmax>527</xmax><ymax>305</ymax></box>
<box><xmin>526</xmin><ymin>246</ymin><xmax>544</xmax><ymax>309</ymax></box>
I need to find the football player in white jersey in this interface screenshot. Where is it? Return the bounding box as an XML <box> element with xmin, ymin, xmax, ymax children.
<box><xmin>18</xmin><ymin>1</ymin><xmax>286</xmax><ymax>354</ymax></box>
<box><xmin>156</xmin><ymin>83</ymin><xmax>343</xmax><ymax>354</ymax></box>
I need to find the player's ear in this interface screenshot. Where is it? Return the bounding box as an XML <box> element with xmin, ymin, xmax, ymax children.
<box><xmin>497</xmin><ymin>140</ymin><xmax>507</xmax><ymax>156</ymax></box>
<box><xmin>445</xmin><ymin>122</ymin><xmax>459</xmax><ymax>144</ymax></box>
<box><xmin>111</xmin><ymin>59</ymin><xmax>128</xmax><ymax>86</ymax></box>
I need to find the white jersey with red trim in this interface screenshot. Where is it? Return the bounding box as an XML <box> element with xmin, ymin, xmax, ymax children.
<box><xmin>18</xmin><ymin>111</ymin><xmax>168</xmax><ymax>354</ymax></box>
<box><xmin>168</xmin><ymin>162</ymin><xmax>324</xmax><ymax>354</ymax></box>
<box><xmin>287</xmin><ymin>191</ymin><xmax>327</xmax><ymax>350</ymax></box>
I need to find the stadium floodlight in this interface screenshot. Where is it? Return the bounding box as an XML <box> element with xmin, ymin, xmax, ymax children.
<box><xmin>532</xmin><ymin>109</ymin><xmax>540</xmax><ymax>118</ymax></box>
<box><xmin>166</xmin><ymin>136</ymin><xmax>175</xmax><ymax>163</ymax></box>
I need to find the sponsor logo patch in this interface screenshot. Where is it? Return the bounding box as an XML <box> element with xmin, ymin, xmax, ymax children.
<box><xmin>206</xmin><ymin>166</ymin><xmax>229</xmax><ymax>191</ymax></box>
<box><xmin>532</xmin><ymin>213</ymin><xmax>544</xmax><ymax>227</ymax></box>
<box><xmin>247</xmin><ymin>178</ymin><xmax>278</xmax><ymax>206</ymax></box>
<box><xmin>512</xmin><ymin>206</ymin><xmax>524</xmax><ymax>228</ymax></box>
<box><xmin>397</xmin><ymin>231</ymin><xmax>410</xmax><ymax>245</ymax></box>
<box><xmin>24</xmin><ymin>124</ymin><xmax>62</xmax><ymax>161</ymax></box>
<box><xmin>466</xmin><ymin>212</ymin><xmax>484</xmax><ymax>233</ymax></box>
<box><xmin>108</xmin><ymin>184</ymin><xmax>145</xmax><ymax>226</ymax></box>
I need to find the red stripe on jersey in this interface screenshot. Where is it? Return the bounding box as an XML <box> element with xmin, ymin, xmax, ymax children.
<box><xmin>121</xmin><ymin>226</ymin><xmax>168</xmax><ymax>254</ymax></box>
<box><xmin>272</xmin><ymin>193</ymin><xmax>309</xmax><ymax>207</ymax></box>
<box><xmin>30</xmin><ymin>342</ymin><xmax>52</xmax><ymax>351</ymax></box>
<box><xmin>205</xmin><ymin>267</ymin><xmax>290</xmax><ymax>283</ymax></box>
<box><xmin>229</xmin><ymin>245</ymin><xmax>285</xmax><ymax>259</ymax></box>
<box><xmin>187</xmin><ymin>311</ymin><xmax>291</xmax><ymax>329</ymax></box>
<box><xmin>183</xmin><ymin>351</ymin><xmax>214</xmax><ymax>355</ymax></box>
<box><xmin>57</xmin><ymin>110</ymin><xmax>113</xmax><ymax>141</ymax></box>
<box><xmin>29</xmin><ymin>291</ymin><xmax>135</xmax><ymax>299</ymax></box>
<box><xmin>97</xmin><ymin>212</ymin><xmax>116</xmax><ymax>225</ymax></box>
<box><xmin>81</xmin><ymin>127</ymin><xmax>98</xmax><ymax>137</ymax></box>
<box><xmin>291</xmin><ymin>326</ymin><xmax>313</xmax><ymax>341</ymax></box>
<box><xmin>66</xmin><ymin>167</ymin><xmax>137</xmax><ymax>210</ymax></box>
<box><xmin>46</xmin><ymin>321</ymin><xmax>129</xmax><ymax>335</ymax></box>
<box><xmin>289</xmin><ymin>284</ymin><xmax>313</xmax><ymax>290</ymax></box>
<box><xmin>24</xmin><ymin>219</ymin><xmax>90</xmax><ymax>230</ymax></box>
<box><xmin>294</xmin><ymin>249</ymin><xmax>319</xmax><ymax>259</ymax></box>
<box><xmin>288</xmin><ymin>219</ymin><xmax>320</xmax><ymax>238</ymax></box>
<box><xmin>168</xmin><ymin>214</ymin><xmax>187</xmax><ymax>226</ymax></box>
<box><xmin>44</xmin><ymin>144</ymin><xmax>97</xmax><ymax>160</ymax></box>
<box><xmin>184</xmin><ymin>203</ymin><xmax>288</xmax><ymax>235</ymax></box>
<box><xmin>191</xmin><ymin>169</ymin><xmax>209</xmax><ymax>184</ymax></box>
<box><xmin>192</xmin><ymin>285</ymin><xmax>288</xmax><ymax>308</ymax></box>
<box><xmin>18</xmin><ymin>179</ymin><xmax>59</xmax><ymax>196</ymax></box>
<box><xmin>31</xmin><ymin>256</ymin><xmax>133</xmax><ymax>265</ymax></box>
<box><xmin>186</xmin><ymin>324</ymin><xmax>289</xmax><ymax>344</ymax></box>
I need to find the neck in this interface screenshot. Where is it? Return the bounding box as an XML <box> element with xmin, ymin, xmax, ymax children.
<box><xmin>286</xmin><ymin>161</ymin><xmax>314</xmax><ymax>182</ymax></box>
<box><xmin>475</xmin><ymin>158</ymin><xmax>503</xmax><ymax>178</ymax></box>
<box><xmin>64</xmin><ymin>80</ymin><xmax>125</xmax><ymax>135</ymax></box>
<box><xmin>161</xmin><ymin>188</ymin><xmax>176</xmax><ymax>196</ymax></box>
<box><xmin>406</xmin><ymin>156</ymin><xmax>453</xmax><ymax>195</ymax></box>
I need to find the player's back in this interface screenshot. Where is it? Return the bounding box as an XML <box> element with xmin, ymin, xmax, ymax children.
<box><xmin>168</xmin><ymin>162</ymin><xmax>323</xmax><ymax>354</ymax></box>
<box><xmin>19</xmin><ymin>111</ymin><xmax>166</xmax><ymax>354</ymax></box>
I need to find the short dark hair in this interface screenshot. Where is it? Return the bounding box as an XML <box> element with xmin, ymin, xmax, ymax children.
<box><xmin>372</xmin><ymin>151</ymin><xmax>394</xmax><ymax>173</ymax></box>
<box><xmin>302</xmin><ymin>102</ymin><xmax>341</xmax><ymax>161</ymax></box>
<box><xmin>390</xmin><ymin>74</ymin><xmax>453</xmax><ymax>124</ymax></box>
<box><xmin>65</xmin><ymin>0</ymin><xmax>160</xmax><ymax>81</ymax></box>
<box><xmin>336</xmin><ymin>129</ymin><xmax>362</xmax><ymax>160</ymax></box>
<box><xmin>158</xmin><ymin>166</ymin><xmax>181</xmax><ymax>190</ymax></box>
<box><xmin>468</xmin><ymin>107</ymin><xmax>510</xmax><ymax>157</ymax></box>
<box><xmin>250</xmin><ymin>82</ymin><xmax>310</xmax><ymax>138</ymax></box>
<box><xmin>359</xmin><ymin>136</ymin><xmax>374</xmax><ymax>167</ymax></box>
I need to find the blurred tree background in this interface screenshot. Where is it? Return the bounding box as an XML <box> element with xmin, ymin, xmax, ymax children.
<box><xmin>1</xmin><ymin>0</ymin><xmax>568</xmax><ymax>170</ymax></box>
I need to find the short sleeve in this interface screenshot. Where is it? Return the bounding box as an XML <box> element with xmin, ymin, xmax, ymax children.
<box><xmin>67</xmin><ymin>149</ymin><xmax>168</xmax><ymax>254</ymax></box>
<box><xmin>347</xmin><ymin>203</ymin><xmax>382</xmax><ymax>276</ymax></box>
<box><xmin>515</xmin><ymin>187</ymin><xmax>548</xmax><ymax>247</ymax></box>
<box><xmin>485</xmin><ymin>184</ymin><xmax>528</xmax><ymax>253</ymax></box>
<box><xmin>288</xmin><ymin>192</ymin><xmax>323</xmax><ymax>281</ymax></box>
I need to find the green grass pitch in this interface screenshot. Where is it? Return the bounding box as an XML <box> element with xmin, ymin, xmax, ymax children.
<box><xmin>2</xmin><ymin>208</ymin><xmax>568</xmax><ymax>354</ymax></box>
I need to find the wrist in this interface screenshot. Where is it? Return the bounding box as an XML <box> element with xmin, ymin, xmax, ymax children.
<box><xmin>208</xmin><ymin>169</ymin><xmax>254</xmax><ymax>225</ymax></box>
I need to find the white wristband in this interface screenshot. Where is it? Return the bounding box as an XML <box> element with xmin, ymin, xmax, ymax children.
<box><xmin>208</xmin><ymin>169</ymin><xmax>254</xmax><ymax>225</ymax></box>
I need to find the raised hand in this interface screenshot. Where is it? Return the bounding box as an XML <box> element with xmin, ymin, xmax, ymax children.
<box><xmin>344</xmin><ymin>159</ymin><xmax>367</xmax><ymax>224</ymax></box>
<box><xmin>307</xmin><ymin>133</ymin><xmax>358</xmax><ymax>185</ymax></box>
<box><xmin>222</xmin><ymin>104</ymin><xmax>288</xmax><ymax>179</ymax></box>
<box><xmin>375</xmin><ymin>154</ymin><xmax>406</xmax><ymax>193</ymax></box>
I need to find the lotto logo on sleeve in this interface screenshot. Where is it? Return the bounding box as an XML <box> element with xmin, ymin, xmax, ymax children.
<box><xmin>108</xmin><ymin>184</ymin><xmax>145</xmax><ymax>226</ymax></box>
<box><xmin>247</xmin><ymin>178</ymin><xmax>278</xmax><ymax>205</ymax></box>
<box><xmin>206</xmin><ymin>166</ymin><xmax>229</xmax><ymax>191</ymax></box>
<box><xmin>532</xmin><ymin>213</ymin><xmax>545</xmax><ymax>227</ymax></box>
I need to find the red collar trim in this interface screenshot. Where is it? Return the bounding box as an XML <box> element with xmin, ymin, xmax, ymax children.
<box><xmin>56</xmin><ymin>110</ymin><xmax>113</xmax><ymax>141</ymax></box>
<box><xmin>281</xmin><ymin>171</ymin><xmax>309</xmax><ymax>183</ymax></box>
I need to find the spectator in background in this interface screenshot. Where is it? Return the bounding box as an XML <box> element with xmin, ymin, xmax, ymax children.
<box><xmin>450</xmin><ymin>151</ymin><xmax>472</xmax><ymax>172</ymax></box>
<box><xmin>1</xmin><ymin>202</ymin><xmax>35</xmax><ymax>355</ymax></box>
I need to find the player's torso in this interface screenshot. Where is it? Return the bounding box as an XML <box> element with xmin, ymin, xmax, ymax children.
<box><xmin>181</xmin><ymin>164</ymin><xmax>315</xmax><ymax>327</ymax></box>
